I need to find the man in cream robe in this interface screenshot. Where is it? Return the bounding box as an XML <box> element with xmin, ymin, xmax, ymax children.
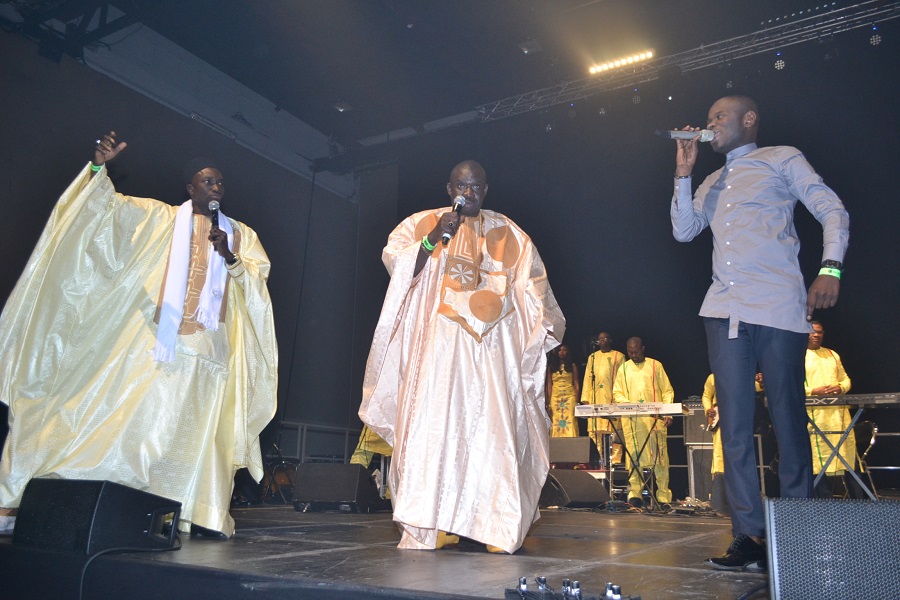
<box><xmin>0</xmin><ymin>134</ymin><xmax>277</xmax><ymax>538</ymax></box>
<box><xmin>612</xmin><ymin>337</ymin><xmax>675</xmax><ymax>507</ymax></box>
<box><xmin>805</xmin><ymin>321</ymin><xmax>854</xmax><ymax>483</ymax></box>
<box><xmin>359</xmin><ymin>160</ymin><xmax>564</xmax><ymax>554</ymax></box>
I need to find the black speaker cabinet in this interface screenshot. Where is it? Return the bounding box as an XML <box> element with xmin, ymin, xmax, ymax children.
<box><xmin>549</xmin><ymin>437</ymin><xmax>592</xmax><ymax>464</ymax></box>
<box><xmin>687</xmin><ymin>446</ymin><xmax>713</xmax><ymax>501</ymax></box>
<box><xmin>292</xmin><ymin>463</ymin><xmax>380</xmax><ymax>513</ymax></box>
<box><xmin>12</xmin><ymin>478</ymin><xmax>181</xmax><ymax>554</ymax></box>
<box><xmin>539</xmin><ymin>468</ymin><xmax>610</xmax><ymax>508</ymax></box>
<box><xmin>766</xmin><ymin>498</ymin><xmax>900</xmax><ymax>600</ymax></box>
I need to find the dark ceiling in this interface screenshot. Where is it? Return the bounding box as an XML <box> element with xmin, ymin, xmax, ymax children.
<box><xmin>6</xmin><ymin>0</ymin><xmax>876</xmax><ymax>148</ymax></box>
<box><xmin>126</xmin><ymin>0</ymin><xmax>829</xmax><ymax>145</ymax></box>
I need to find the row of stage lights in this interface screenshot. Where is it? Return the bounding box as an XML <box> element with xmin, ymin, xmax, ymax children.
<box><xmin>588</xmin><ymin>50</ymin><xmax>654</xmax><ymax>75</ymax></box>
<box><xmin>587</xmin><ymin>23</ymin><xmax>883</xmax><ymax>78</ymax></box>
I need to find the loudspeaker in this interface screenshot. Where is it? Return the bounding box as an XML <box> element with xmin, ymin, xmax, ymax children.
<box><xmin>549</xmin><ymin>437</ymin><xmax>591</xmax><ymax>464</ymax></box>
<box><xmin>292</xmin><ymin>463</ymin><xmax>380</xmax><ymax>513</ymax></box>
<box><xmin>766</xmin><ymin>498</ymin><xmax>900</xmax><ymax>600</ymax></box>
<box><xmin>539</xmin><ymin>468</ymin><xmax>610</xmax><ymax>508</ymax></box>
<box><xmin>12</xmin><ymin>478</ymin><xmax>181</xmax><ymax>554</ymax></box>
<box><xmin>687</xmin><ymin>446</ymin><xmax>713</xmax><ymax>501</ymax></box>
<box><xmin>683</xmin><ymin>411</ymin><xmax>713</xmax><ymax>446</ymax></box>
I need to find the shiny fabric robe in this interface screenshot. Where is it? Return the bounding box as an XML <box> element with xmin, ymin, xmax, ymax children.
<box><xmin>805</xmin><ymin>347</ymin><xmax>854</xmax><ymax>475</ymax></box>
<box><xmin>359</xmin><ymin>208</ymin><xmax>564</xmax><ymax>553</ymax></box>
<box><xmin>0</xmin><ymin>165</ymin><xmax>277</xmax><ymax>536</ymax></box>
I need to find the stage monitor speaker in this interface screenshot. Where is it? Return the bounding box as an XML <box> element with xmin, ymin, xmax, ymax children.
<box><xmin>766</xmin><ymin>498</ymin><xmax>900</xmax><ymax>600</ymax></box>
<box><xmin>549</xmin><ymin>437</ymin><xmax>592</xmax><ymax>464</ymax></box>
<box><xmin>539</xmin><ymin>468</ymin><xmax>609</xmax><ymax>508</ymax></box>
<box><xmin>292</xmin><ymin>463</ymin><xmax>380</xmax><ymax>513</ymax></box>
<box><xmin>12</xmin><ymin>478</ymin><xmax>181</xmax><ymax>554</ymax></box>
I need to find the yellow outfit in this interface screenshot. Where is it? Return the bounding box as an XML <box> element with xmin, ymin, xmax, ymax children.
<box><xmin>0</xmin><ymin>165</ymin><xmax>278</xmax><ymax>536</ymax></box>
<box><xmin>701</xmin><ymin>374</ymin><xmax>725</xmax><ymax>475</ymax></box>
<box><xmin>805</xmin><ymin>347</ymin><xmax>854</xmax><ymax>475</ymax></box>
<box><xmin>548</xmin><ymin>365</ymin><xmax>578</xmax><ymax>437</ymax></box>
<box><xmin>612</xmin><ymin>358</ymin><xmax>675</xmax><ymax>503</ymax></box>
<box><xmin>349</xmin><ymin>425</ymin><xmax>393</xmax><ymax>468</ymax></box>
<box><xmin>581</xmin><ymin>350</ymin><xmax>625</xmax><ymax>450</ymax></box>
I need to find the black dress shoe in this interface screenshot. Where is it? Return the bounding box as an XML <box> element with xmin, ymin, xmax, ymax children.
<box><xmin>628</xmin><ymin>496</ymin><xmax>644</xmax><ymax>509</ymax></box>
<box><xmin>706</xmin><ymin>534</ymin><xmax>767</xmax><ymax>572</ymax></box>
<box><xmin>190</xmin><ymin>524</ymin><xmax>229</xmax><ymax>540</ymax></box>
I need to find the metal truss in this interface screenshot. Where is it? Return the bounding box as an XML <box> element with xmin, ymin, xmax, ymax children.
<box><xmin>476</xmin><ymin>0</ymin><xmax>900</xmax><ymax>122</ymax></box>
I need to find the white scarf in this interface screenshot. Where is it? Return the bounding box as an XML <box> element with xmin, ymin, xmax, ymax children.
<box><xmin>153</xmin><ymin>200</ymin><xmax>233</xmax><ymax>362</ymax></box>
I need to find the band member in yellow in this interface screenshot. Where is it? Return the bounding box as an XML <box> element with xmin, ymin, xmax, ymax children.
<box><xmin>805</xmin><ymin>321</ymin><xmax>855</xmax><ymax>496</ymax></box>
<box><xmin>546</xmin><ymin>344</ymin><xmax>581</xmax><ymax>437</ymax></box>
<box><xmin>612</xmin><ymin>337</ymin><xmax>675</xmax><ymax>508</ymax></box>
<box><xmin>581</xmin><ymin>332</ymin><xmax>625</xmax><ymax>462</ymax></box>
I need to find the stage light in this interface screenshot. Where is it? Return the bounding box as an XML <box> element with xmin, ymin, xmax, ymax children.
<box><xmin>333</xmin><ymin>101</ymin><xmax>352</xmax><ymax>113</ymax></box>
<box><xmin>774</xmin><ymin>59</ymin><xmax>785</xmax><ymax>70</ymax></box>
<box><xmin>589</xmin><ymin>49</ymin><xmax>653</xmax><ymax>75</ymax></box>
<box><xmin>870</xmin><ymin>34</ymin><xmax>882</xmax><ymax>46</ymax></box>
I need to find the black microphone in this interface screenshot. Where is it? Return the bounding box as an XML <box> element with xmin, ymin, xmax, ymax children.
<box><xmin>441</xmin><ymin>195</ymin><xmax>466</xmax><ymax>245</ymax></box>
<box><xmin>655</xmin><ymin>129</ymin><xmax>715</xmax><ymax>142</ymax></box>
<box><xmin>208</xmin><ymin>200</ymin><xmax>220</xmax><ymax>228</ymax></box>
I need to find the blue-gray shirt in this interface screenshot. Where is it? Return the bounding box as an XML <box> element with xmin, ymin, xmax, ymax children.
<box><xmin>671</xmin><ymin>143</ymin><xmax>849</xmax><ymax>338</ymax></box>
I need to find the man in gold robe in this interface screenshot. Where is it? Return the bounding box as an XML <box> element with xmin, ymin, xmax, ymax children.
<box><xmin>612</xmin><ymin>337</ymin><xmax>675</xmax><ymax>508</ymax></box>
<box><xmin>0</xmin><ymin>132</ymin><xmax>277</xmax><ymax>538</ymax></box>
<box><xmin>359</xmin><ymin>160</ymin><xmax>564</xmax><ymax>554</ymax></box>
<box><xmin>804</xmin><ymin>321</ymin><xmax>856</xmax><ymax>496</ymax></box>
<box><xmin>581</xmin><ymin>331</ymin><xmax>625</xmax><ymax>463</ymax></box>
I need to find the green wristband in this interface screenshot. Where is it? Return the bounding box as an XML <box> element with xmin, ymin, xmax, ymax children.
<box><xmin>818</xmin><ymin>267</ymin><xmax>841</xmax><ymax>279</ymax></box>
<box><xmin>90</xmin><ymin>163</ymin><xmax>103</xmax><ymax>172</ymax></box>
<box><xmin>421</xmin><ymin>236</ymin><xmax>436</xmax><ymax>252</ymax></box>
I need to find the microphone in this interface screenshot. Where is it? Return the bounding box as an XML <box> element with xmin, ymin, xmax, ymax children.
<box><xmin>655</xmin><ymin>129</ymin><xmax>715</xmax><ymax>142</ymax></box>
<box><xmin>208</xmin><ymin>200</ymin><xmax>220</xmax><ymax>228</ymax></box>
<box><xmin>441</xmin><ymin>195</ymin><xmax>466</xmax><ymax>245</ymax></box>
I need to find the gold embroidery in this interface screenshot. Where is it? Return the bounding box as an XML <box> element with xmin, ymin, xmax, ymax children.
<box><xmin>154</xmin><ymin>215</ymin><xmax>242</xmax><ymax>334</ymax></box>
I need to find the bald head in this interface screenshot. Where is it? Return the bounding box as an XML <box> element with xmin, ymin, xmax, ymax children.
<box><xmin>447</xmin><ymin>160</ymin><xmax>489</xmax><ymax>216</ymax></box>
<box><xmin>708</xmin><ymin>95</ymin><xmax>759</xmax><ymax>154</ymax></box>
<box><xmin>625</xmin><ymin>337</ymin><xmax>645</xmax><ymax>363</ymax></box>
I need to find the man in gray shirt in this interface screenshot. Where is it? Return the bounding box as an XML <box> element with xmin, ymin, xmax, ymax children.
<box><xmin>670</xmin><ymin>95</ymin><xmax>849</xmax><ymax>571</ymax></box>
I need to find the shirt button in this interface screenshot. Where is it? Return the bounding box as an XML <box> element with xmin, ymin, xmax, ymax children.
<box><xmin>727</xmin><ymin>185</ymin><xmax>732</xmax><ymax>189</ymax></box>
<box><xmin>726</xmin><ymin>241</ymin><xmax>731</xmax><ymax>245</ymax></box>
<box><xmin>726</xmin><ymin>222</ymin><xmax>731</xmax><ymax>226</ymax></box>
<box><xmin>729</xmin><ymin>281</ymin><xmax>734</xmax><ymax>285</ymax></box>
<box><xmin>726</xmin><ymin>261</ymin><xmax>731</xmax><ymax>265</ymax></box>
<box><xmin>726</xmin><ymin>203</ymin><xmax>731</xmax><ymax>207</ymax></box>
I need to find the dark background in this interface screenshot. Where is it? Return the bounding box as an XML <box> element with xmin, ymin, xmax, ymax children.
<box><xmin>1</xmin><ymin>1</ymin><xmax>898</xmax><ymax>496</ymax></box>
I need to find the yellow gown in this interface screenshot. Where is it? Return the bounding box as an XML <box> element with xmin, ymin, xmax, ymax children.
<box><xmin>612</xmin><ymin>358</ymin><xmax>675</xmax><ymax>503</ymax></box>
<box><xmin>549</xmin><ymin>366</ymin><xmax>578</xmax><ymax>437</ymax></box>
<box><xmin>805</xmin><ymin>347</ymin><xmax>854</xmax><ymax>475</ymax></box>
<box><xmin>0</xmin><ymin>165</ymin><xmax>277</xmax><ymax>536</ymax></box>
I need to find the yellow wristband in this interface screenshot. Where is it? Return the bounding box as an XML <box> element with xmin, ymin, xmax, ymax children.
<box><xmin>818</xmin><ymin>267</ymin><xmax>841</xmax><ymax>279</ymax></box>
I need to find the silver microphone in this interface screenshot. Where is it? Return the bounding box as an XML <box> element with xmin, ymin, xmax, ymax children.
<box><xmin>441</xmin><ymin>196</ymin><xmax>466</xmax><ymax>245</ymax></box>
<box><xmin>208</xmin><ymin>200</ymin><xmax>220</xmax><ymax>228</ymax></box>
<box><xmin>656</xmin><ymin>129</ymin><xmax>715</xmax><ymax>142</ymax></box>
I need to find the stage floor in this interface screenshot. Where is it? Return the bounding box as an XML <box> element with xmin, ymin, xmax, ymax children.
<box><xmin>1</xmin><ymin>503</ymin><xmax>771</xmax><ymax>600</ymax></box>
